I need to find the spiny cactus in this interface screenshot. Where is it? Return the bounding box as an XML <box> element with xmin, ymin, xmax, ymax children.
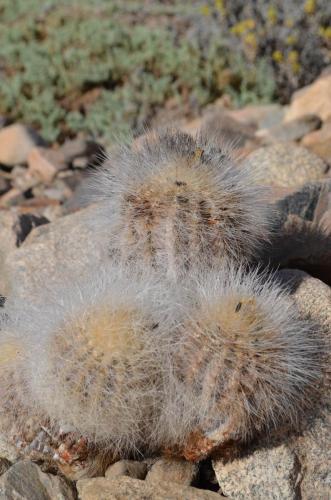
<box><xmin>89</xmin><ymin>129</ymin><xmax>271</xmax><ymax>278</ymax></box>
<box><xmin>0</xmin><ymin>268</ymin><xmax>176</xmax><ymax>475</ymax></box>
<box><xmin>158</xmin><ymin>265</ymin><xmax>322</xmax><ymax>460</ymax></box>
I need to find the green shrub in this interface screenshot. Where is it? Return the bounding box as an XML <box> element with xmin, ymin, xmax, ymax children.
<box><xmin>0</xmin><ymin>1</ymin><xmax>329</xmax><ymax>143</ymax></box>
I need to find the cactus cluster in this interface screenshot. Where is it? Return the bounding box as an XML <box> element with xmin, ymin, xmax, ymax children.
<box><xmin>0</xmin><ymin>130</ymin><xmax>322</xmax><ymax>476</ymax></box>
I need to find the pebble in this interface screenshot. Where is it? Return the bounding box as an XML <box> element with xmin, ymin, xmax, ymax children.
<box><xmin>0</xmin><ymin>124</ymin><xmax>43</xmax><ymax>166</ymax></box>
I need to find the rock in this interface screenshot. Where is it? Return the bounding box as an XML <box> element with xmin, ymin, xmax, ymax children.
<box><xmin>105</xmin><ymin>460</ymin><xmax>147</xmax><ymax>480</ymax></box>
<box><xmin>0</xmin><ymin>124</ymin><xmax>43</xmax><ymax>167</ymax></box>
<box><xmin>229</xmin><ymin>104</ymin><xmax>285</xmax><ymax>129</ymax></box>
<box><xmin>276</xmin><ymin>181</ymin><xmax>330</xmax><ymax>224</ymax></box>
<box><xmin>302</xmin><ymin>118</ymin><xmax>331</xmax><ymax>163</ymax></box>
<box><xmin>201</xmin><ymin>109</ymin><xmax>256</xmax><ymax>148</ymax></box>
<box><xmin>0</xmin><ymin>460</ymin><xmax>76</xmax><ymax>500</ymax></box>
<box><xmin>0</xmin><ymin>188</ymin><xmax>25</xmax><ymax>207</ymax></box>
<box><xmin>4</xmin><ymin>204</ymin><xmax>109</xmax><ymax>301</ymax></box>
<box><xmin>0</xmin><ymin>177</ymin><xmax>10</xmax><ymax>196</ymax></box>
<box><xmin>59</xmin><ymin>137</ymin><xmax>99</xmax><ymax>164</ymax></box>
<box><xmin>261</xmin><ymin>214</ymin><xmax>331</xmax><ymax>286</ymax></box>
<box><xmin>320</xmin><ymin>209</ymin><xmax>331</xmax><ymax>233</ymax></box>
<box><xmin>213</xmin><ymin>444</ymin><xmax>298</xmax><ymax>499</ymax></box>
<box><xmin>11</xmin><ymin>165</ymin><xmax>39</xmax><ymax>192</ymax></box>
<box><xmin>276</xmin><ymin>270</ymin><xmax>331</xmax><ymax>500</ymax></box>
<box><xmin>77</xmin><ymin>476</ymin><xmax>220</xmax><ymax>500</ymax></box>
<box><xmin>277</xmin><ymin>269</ymin><xmax>331</xmax><ymax>339</ymax></box>
<box><xmin>14</xmin><ymin>213</ymin><xmax>49</xmax><ymax>246</ymax></box>
<box><xmin>256</xmin><ymin>114</ymin><xmax>321</xmax><ymax>143</ymax></box>
<box><xmin>27</xmin><ymin>147</ymin><xmax>58</xmax><ymax>183</ymax></box>
<box><xmin>285</xmin><ymin>73</ymin><xmax>331</xmax><ymax>123</ymax></box>
<box><xmin>248</xmin><ymin>143</ymin><xmax>329</xmax><ymax>187</ymax></box>
<box><xmin>146</xmin><ymin>458</ymin><xmax>197</xmax><ymax>486</ymax></box>
<box><xmin>72</xmin><ymin>156</ymin><xmax>88</xmax><ymax>169</ymax></box>
<box><xmin>0</xmin><ymin>435</ymin><xmax>20</xmax><ymax>464</ymax></box>
<box><xmin>0</xmin><ymin>458</ymin><xmax>11</xmax><ymax>476</ymax></box>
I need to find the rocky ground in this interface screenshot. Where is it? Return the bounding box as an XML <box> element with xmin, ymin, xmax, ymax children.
<box><xmin>0</xmin><ymin>72</ymin><xmax>330</xmax><ymax>499</ymax></box>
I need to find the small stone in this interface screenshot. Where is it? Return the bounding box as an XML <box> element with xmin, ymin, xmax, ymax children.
<box><xmin>0</xmin><ymin>124</ymin><xmax>43</xmax><ymax>166</ymax></box>
<box><xmin>320</xmin><ymin>208</ymin><xmax>331</xmax><ymax>233</ymax></box>
<box><xmin>213</xmin><ymin>444</ymin><xmax>297</xmax><ymax>499</ymax></box>
<box><xmin>0</xmin><ymin>177</ymin><xmax>10</xmax><ymax>196</ymax></box>
<box><xmin>146</xmin><ymin>458</ymin><xmax>197</xmax><ymax>486</ymax></box>
<box><xmin>0</xmin><ymin>188</ymin><xmax>25</xmax><ymax>207</ymax></box>
<box><xmin>285</xmin><ymin>73</ymin><xmax>331</xmax><ymax>123</ymax></box>
<box><xmin>27</xmin><ymin>147</ymin><xmax>58</xmax><ymax>183</ymax></box>
<box><xmin>11</xmin><ymin>165</ymin><xmax>39</xmax><ymax>192</ymax></box>
<box><xmin>302</xmin><ymin>118</ymin><xmax>331</xmax><ymax>163</ymax></box>
<box><xmin>105</xmin><ymin>460</ymin><xmax>147</xmax><ymax>480</ymax></box>
<box><xmin>0</xmin><ymin>458</ymin><xmax>11</xmax><ymax>476</ymax></box>
<box><xmin>228</xmin><ymin>104</ymin><xmax>285</xmax><ymax>129</ymax></box>
<box><xmin>261</xmin><ymin>214</ymin><xmax>331</xmax><ymax>286</ymax></box>
<box><xmin>256</xmin><ymin>114</ymin><xmax>321</xmax><ymax>143</ymax></box>
<box><xmin>248</xmin><ymin>143</ymin><xmax>329</xmax><ymax>187</ymax></box>
<box><xmin>59</xmin><ymin>137</ymin><xmax>89</xmax><ymax>163</ymax></box>
<box><xmin>72</xmin><ymin>156</ymin><xmax>89</xmax><ymax>169</ymax></box>
<box><xmin>0</xmin><ymin>460</ymin><xmax>76</xmax><ymax>500</ymax></box>
<box><xmin>0</xmin><ymin>435</ymin><xmax>19</xmax><ymax>464</ymax></box>
<box><xmin>77</xmin><ymin>475</ymin><xmax>220</xmax><ymax>500</ymax></box>
<box><xmin>201</xmin><ymin>109</ymin><xmax>256</xmax><ymax>148</ymax></box>
<box><xmin>276</xmin><ymin>181</ymin><xmax>329</xmax><ymax>224</ymax></box>
<box><xmin>277</xmin><ymin>269</ymin><xmax>331</xmax><ymax>339</ymax></box>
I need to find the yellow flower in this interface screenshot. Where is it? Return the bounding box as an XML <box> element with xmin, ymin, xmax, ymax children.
<box><xmin>319</xmin><ymin>26</ymin><xmax>331</xmax><ymax>41</ymax></box>
<box><xmin>288</xmin><ymin>51</ymin><xmax>300</xmax><ymax>73</ymax></box>
<box><xmin>286</xmin><ymin>35</ymin><xmax>297</xmax><ymax>45</ymax></box>
<box><xmin>214</xmin><ymin>0</ymin><xmax>225</xmax><ymax>15</ymax></box>
<box><xmin>304</xmin><ymin>0</ymin><xmax>316</xmax><ymax>15</ymax></box>
<box><xmin>285</xmin><ymin>18</ymin><xmax>294</xmax><ymax>28</ymax></box>
<box><xmin>200</xmin><ymin>5</ymin><xmax>211</xmax><ymax>16</ymax></box>
<box><xmin>231</xmin><ymin>19</ymin><xmax>255</xmax><ymax>36</ymax></box>
<box><xmin>244</xmin><ymin>32</ymin><xmax>257</xmax><ymax>49</ymax></box>
<box><xmin>267</xmin><ymin>6</ymin><xmax>278</xmax><ymax>25</ymax></box>
<box><xmin>288</xmin><ymin>50</ymin><xmax>299</xmax><ymax>62</ymax></box>
<box><xmin>272</xmin><ymin>50</ymin><xmax>283</xmax><ymax>63</ymax></box>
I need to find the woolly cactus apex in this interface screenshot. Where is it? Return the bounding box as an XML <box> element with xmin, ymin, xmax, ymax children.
<box><xmin>159</xmin><ymin>266</ymin><xmax>322</xmax><ymax>460</ymax></box>
<box><xmin>0</xmin><ymin>268</ymin><xmax>174</xmax><ymax>475</ymax></box>
<box><xmin>89</xmin><ymin>129</ymin><xmax>272</xmax><ymax>278</ymax></box>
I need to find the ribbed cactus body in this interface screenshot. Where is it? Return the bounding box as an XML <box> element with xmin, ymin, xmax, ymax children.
<box><xmin>159</xmin><ymin>267</ymin><xmax>321</xmax><ymax>457</ymax></box>
<box><xmin>91</xmin><ymin>130</ymin><xmax>271</xmax><ymax>277</ymax></box>
<box><xmin>0</xmin><ymin>270</ymin><xmax>172</xmax><ymax>460</ymax></box>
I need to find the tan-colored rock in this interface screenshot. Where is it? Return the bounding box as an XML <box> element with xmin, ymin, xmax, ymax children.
<box><xmin>213</xmin><ymin>444</ymin><xmax>297</xmax><ymax>499</ymax></box>
<box><xmin>77</xmin><ymin>476</ymin><xmax>220</xmax><ymax>500</ymax></box>
<box><xmin>248</xmin><ymin>143</ymin><xmax>329</xmax><ymax>187</ymax></box>
<box><xmin>261</xmin><ymin>214</ymin><xmax>331</xmax><ymax>286</ymax></box>
<box><xmin>320</xmin><ymin>208</ymin><xmax>331</xmax><ymax>233</ymax></box>
<box><xmin>27</xmin><ymin>147</ymin><xmax>58</xmax><ymax>183</ymax></box>
<box><xmin>0</xmin><ymin>124</ymin><xmax>41</xmax><ymax>166</ymax></box>
<box><xmin>276</xmin><ymin>269</ymin><xmax>331</xmax><ymax>500</ymax></box>
<box><xmin>146</xmin><ymin>458</ymin><xmax>197</xmax><ymax>486</ymax></box>
<box><xmin>4</xmin><ymin>204</ymin><xmax>109</xmax><ymax>301</ymax></box>
<box><xmin>277</xmin><ymin>269</ymin><xmax>331</xmax><ymax>340</ymax></box>
<box><xmin>105</xmin><ymin>460</ymin><xmax>147</xmax><ymax>480</ymax></box>
<box><xmin>0</xmin><ymin>458</ymin><xmax>11</xmax><ymax>476</ymax></box>
<box><xmin>302</xmin><ymin>118</ymin><xmax>331</xmax><ymax>163</ymax></box>
<box><xmin>256</xmin><ymin>114</ymin><xmax>321</xmax><ymax>143</ymax></box>
<box><xmin>229</xmin><ymin>104</ymin><xmax>285</xmax><ymax>129</ymax></box>
<box><xmin>285</xmin><ymin>74</ymin><xmax>331</xmax><ymax>123</ymax></box>
<box><xmin>0</xmin><ymin>460</ymin><xmax>76</xmax><ymax>499</ymax></box>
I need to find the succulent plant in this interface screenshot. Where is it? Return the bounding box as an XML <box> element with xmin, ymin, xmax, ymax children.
<box><xmin>90</xmin><ymin>129</ymin><xmax>271</xmax><ymax>278</ymax></box>
<box><xmin>158</xmin><ymin>265</ymin><xmax>322</xmax><ymax>460</ymax></box>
